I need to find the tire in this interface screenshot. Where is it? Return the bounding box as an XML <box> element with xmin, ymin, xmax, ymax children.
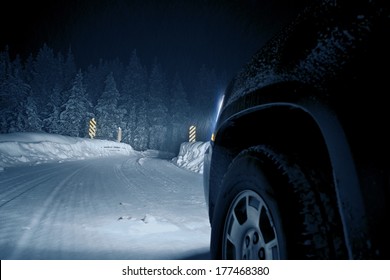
<box><xmin>210</xmin><ymin>145</ymin><xmax>345</xmax><ymax>259</ymax></box>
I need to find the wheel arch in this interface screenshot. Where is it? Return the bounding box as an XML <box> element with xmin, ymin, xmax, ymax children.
<box><xmin>209</xmin><ymin>84</ymin><xmax>370</xmax><ymax>258</ymax></box>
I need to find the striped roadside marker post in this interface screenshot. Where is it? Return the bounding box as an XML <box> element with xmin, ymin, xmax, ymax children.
<box><xmin>89</xmin><ymin>118</ymin><xmax>97</xmax><ymax>139</ymax></box>
<box><xmin>189</xmin><ymin>125</ymin><xmax>196</xmax><ymax>142</ymax></box>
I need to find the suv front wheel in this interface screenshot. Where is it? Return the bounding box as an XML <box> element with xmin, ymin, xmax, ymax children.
<box><xmin>210</xmin><ymin>145</ymin><xmax>345</xmax><ymax>259</ymax></box>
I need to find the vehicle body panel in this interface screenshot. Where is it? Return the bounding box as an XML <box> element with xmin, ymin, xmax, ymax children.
<box><xmin>204</xmin><ymin>0</ymin><xmax>389</xmax><ymax>259</ymax></box>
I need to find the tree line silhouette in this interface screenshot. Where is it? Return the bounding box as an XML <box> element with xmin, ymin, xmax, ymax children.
<box><xmin>0</xmin><ymin>45</ymin><xmax>226</xmax><ymax>153</ymax></box>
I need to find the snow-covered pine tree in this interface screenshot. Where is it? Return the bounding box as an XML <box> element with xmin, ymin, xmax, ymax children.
<box><xmin>44</xmin><ymin>84</ymin><xmax>63</xmax><ymax>134</ymax></box>
<box><xmin>30</xmin><ymin>44</ymin><xmax>63</xmax><ymax>123</ymax></box>
<box><xmin>59</xmin><ymin>70</ymin><xmax>91</xmax><ymax>137</ymax></box>
<box><xmin>148</xmin><ymin>61</ymin><xmax>169</xmax><ymax>150</ymax></box>
<box><xmin>133</xmin><ymin>98</ymin><xmax>149</xmax><ymax>151</ymax></box>
<box><xmin>19</xmin><ymin>96</ymin><xmax>43</xmax><ymax>132</ymax></box>
<box><xmin>0</xmin><ymin>60</ymin><xmax>32</xmax><ymax>133</ymax></box>
<box><xmin>169</xmin><ymin>73</ymin><xmax>190</xmax><ymax>152</ymax></box>
<box><xmin>120</xmin><ymin>50</ymin><xmax>147</xmax><ymax>146</ymax></box>
<box><xmin>63</xmin><ymin>47</ymin><xmax>77</xmax><ymax>89</ymax></box>
<box><xmin>84</xmin><ymin>59</ymin><xmax>116</xmax><ymax>106</ymax></box>
<box><xmin>95</xmin><ymin>72</ymin><xmax>124</xmax><ymax>140</ymax></box>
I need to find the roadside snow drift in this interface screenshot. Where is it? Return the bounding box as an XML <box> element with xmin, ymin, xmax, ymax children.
<box><xmin>172</xmin><ymin>141</ymin><xmax>210</xmax><ymax>174</ymax></box>
<box><xmin>0</xmin><ymin>133</ymin><xmax>210</xmax><ymax>173</ymax></box>
<box><xmin>0</xmin><ymin>132</ymin><xmax>135</xmax><ymax>168</ymax></box>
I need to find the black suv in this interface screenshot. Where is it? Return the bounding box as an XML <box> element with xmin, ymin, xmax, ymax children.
<box><xmin>203</xmin><ymin>0</ymin><xmax>389</xmax><ymax>259</ymax></box>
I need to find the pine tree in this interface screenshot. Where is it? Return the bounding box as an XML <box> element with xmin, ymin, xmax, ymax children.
<box><xmin>0</xmin><ymin>67</ymin><xmax>31</xmax><ymax>133</ymax></box>
<box><xmin>44</xmin><ymin>84</ymin><xmax>63</xmax><ymax>134</ymax></box>
<box><xmin>133</xmin><ymin>99</ymin><xmax>149</xmax><ymax>151</ymax></box>
<box><xmin>120</xmin><ymin>50</ymin><xmax>147</xmax><ymax>145</ymax></box>
<box><xmin>18</xmin><ymin>96</ymin><xmax>43</xmax><ymax>132</ymax></box>
<box><xmin>63</xmin><ymin>47</ymin><xmax>77</xmax><ymax>88</ymax></box>
<box><xmin>84</xmin><ymin>59</ymin><xmax>110</xmax><ymax>106</ymax></box>
<box><xmin>60</xmin><ymin>70</ymin><xmax>91</xmax><ymax>137</ymax></box>
<box><xmin>148</xmin><ymin>61</ymin><xmax>168</xmax><ymax>150</ymax></box>
<box><xmin>95</xmin><ymin>72</ymin><xmax>124</xmax><ymax>140</ymax></box>
<box><xmin>169</xmin><ymin>73</ymin><xmax>190</xmax><ymax>152</ymax></box>
<box><xmin>30</xmin><ymin>44</ymin><xmax>63</xmax><ymax>125</ymax></box>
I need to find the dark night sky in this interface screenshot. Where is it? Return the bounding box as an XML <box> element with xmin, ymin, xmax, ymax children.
<box><xmin>1</xmin><ymin>0</ymin><xmax>310</xmax><ymax>79</ymax></box>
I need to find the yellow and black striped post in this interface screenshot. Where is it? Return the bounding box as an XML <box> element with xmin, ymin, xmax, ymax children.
<box><xmin>89</xmin><ymin>118</ymin><xmax>97</xmax><ymax>139</ymax></box>
<box><xmin>189</xmin><ymin>125</ymin><xmax>196</xmax><ymax>142</ymax></box>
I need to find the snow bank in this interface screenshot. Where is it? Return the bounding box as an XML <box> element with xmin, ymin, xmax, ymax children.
<box><xmin>0</xmin><ymin>132</ymin><xmax>135</xmax><ymax>168</ymax></box>
<box><xmin>0</xmin><ymin>132</ymin><xmax>210</xmax><ymax>175</ymax></box>
<box><xmin>172</xmin><ymin>141</ymin><xmax>210</xmax><ymax>174</ymax></box>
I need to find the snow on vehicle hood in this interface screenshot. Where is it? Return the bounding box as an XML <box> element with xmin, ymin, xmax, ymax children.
<box><xmin>225</xmin><ymin>0</ymin><xmax>380</xmax><ymax>107</ymax></box>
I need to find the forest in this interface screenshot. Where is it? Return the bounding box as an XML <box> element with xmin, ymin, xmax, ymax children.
<box><xmin>0</xmin><ymin>45</ymin><xmax>227</xmax><ymax>153</ymax></box>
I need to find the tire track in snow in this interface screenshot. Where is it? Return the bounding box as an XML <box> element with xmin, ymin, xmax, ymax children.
<box><xmin>1</xmin><ymin>155</ymin><xmax>210</xmax><ymax>259</ymax></box>
<box><xmin>0</xmin><ymin>164</ymin><xmax>70</xmax><ymax>207</ymax></box>
<box><xmin>117</xmin><ymin>155</ymin><xmax>208</xmax><ymax>233</ymax></box>
<box><xmin>113</xmin><ymin>155</ymin><xmax>167</xmax><ymax>206</ymax></box>
<box><xmin>8</xmin><ymin>162</ymin><xmax>93</xmax><ymax>259</ymax></box>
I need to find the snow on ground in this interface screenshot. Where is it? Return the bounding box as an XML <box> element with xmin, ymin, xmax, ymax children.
<box><xmin>172</xmin><ymin>141</ymin><xmax>210</xmax><ymax>174</ymax></box>
<box><xmin>0</xmin><ymin>132</ymin><xmax>135</xmax><ymax>168</ymax></box>
<box><xmin>0</xmin><ymin>132</ymin><xmax>211</xmax><ymax>259</ymax></box>
<box><xmin>0</xmin><ymin>132</ymin><xmax>210</xmax><ymax>172</ymax></box>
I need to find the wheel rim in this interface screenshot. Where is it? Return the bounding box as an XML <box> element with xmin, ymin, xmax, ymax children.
<box><xmin>222</xmin><ymin>190</ymin><xmax>280</xmax><ymax>259</ymax></box>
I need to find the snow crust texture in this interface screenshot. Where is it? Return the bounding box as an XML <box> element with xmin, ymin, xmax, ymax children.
<box><xmin>171</xmin><ymin>141</ymin><xmax>210</xmax><ymax>174</ymax></box>
<box><xmin>0</xmin><ymin>132</ymin><xmax>135</xmax><ymax>168</ymax></box>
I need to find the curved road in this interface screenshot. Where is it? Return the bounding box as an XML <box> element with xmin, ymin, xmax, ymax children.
<box><xmin>0</xmin><ymin>154</ymin><xmax>210</xmax><ymax>259</ymax></box>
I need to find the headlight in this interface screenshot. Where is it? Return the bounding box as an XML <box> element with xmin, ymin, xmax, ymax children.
<box><xmin>211</xmin><ymin>94</ymin><xmax>225</xmax><ymax>142</ymax></box>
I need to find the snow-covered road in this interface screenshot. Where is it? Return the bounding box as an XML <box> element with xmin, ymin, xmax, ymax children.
<box><xmin>0</xmin><ymin>154</ymin><xmax>211</xmax><ymax>260</ymax></box>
